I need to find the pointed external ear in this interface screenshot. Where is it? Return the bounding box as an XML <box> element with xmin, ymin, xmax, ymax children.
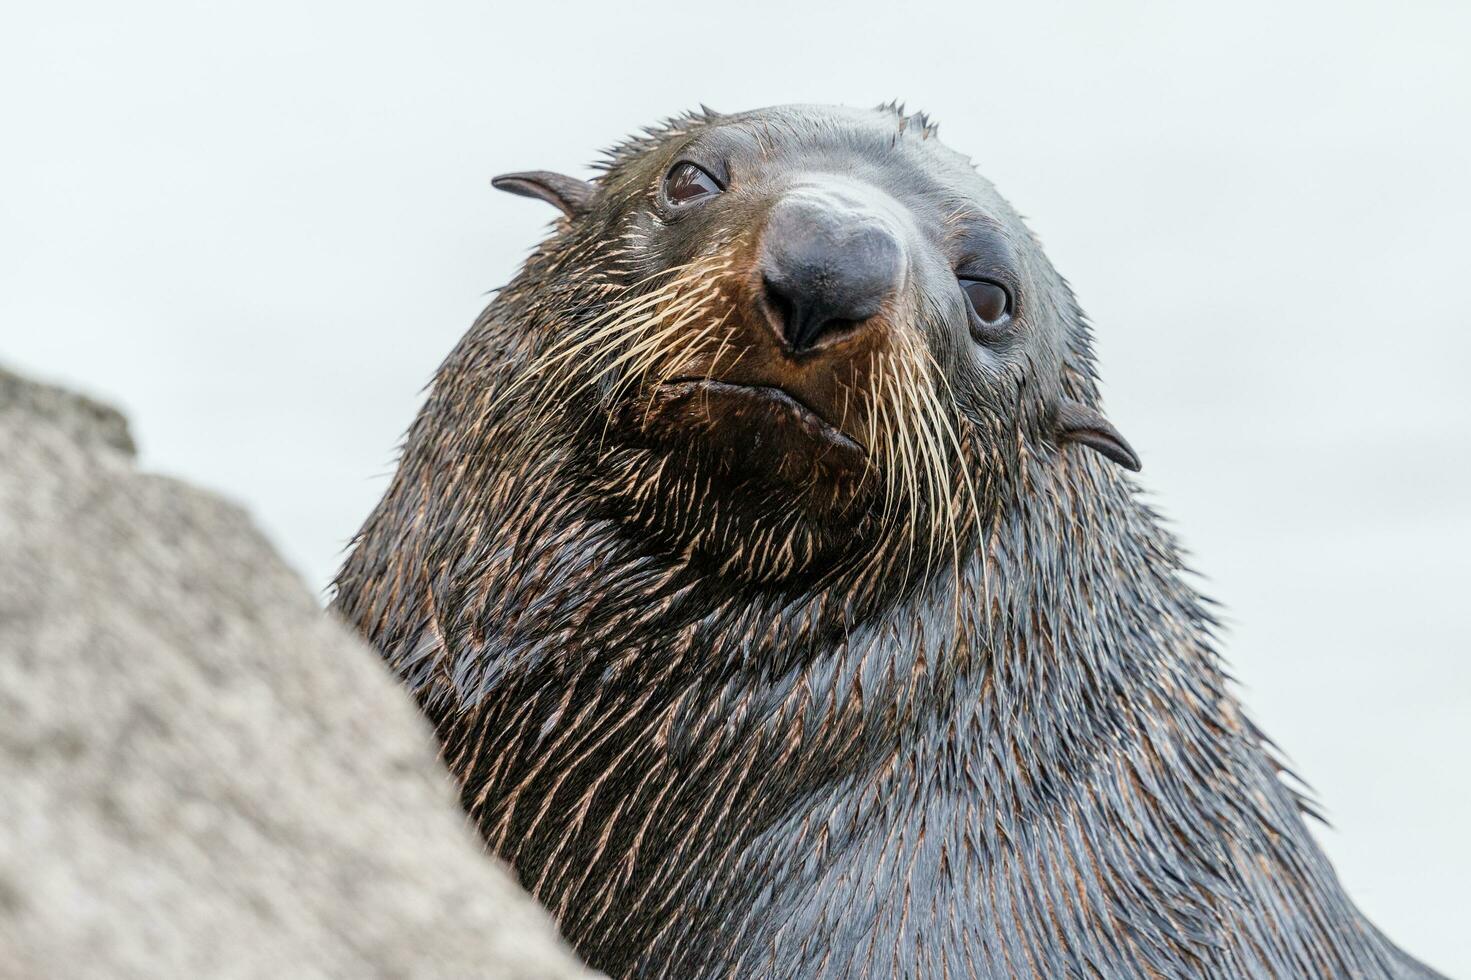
<box><xmin>491</xmin><ymin>170</ymin><xmax>595</xmax><ymax>219</ymax></box>
<box><xmin>1055</xmin><ymin>399</ymin><xmax>1142</xmax><ymax>472</ymax></box>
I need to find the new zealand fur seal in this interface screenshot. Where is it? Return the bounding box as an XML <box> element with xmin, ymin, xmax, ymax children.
<box><xmin>332</xmin><ymin>104</ymin><xmax>1441</xmax><ymax>979</ymax></box>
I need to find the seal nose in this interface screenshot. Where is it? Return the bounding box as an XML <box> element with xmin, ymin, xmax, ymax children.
<box><xmin>760</xmin><ymin>194</ymin><xmax>903</xmax><ymax>355</ymax></box>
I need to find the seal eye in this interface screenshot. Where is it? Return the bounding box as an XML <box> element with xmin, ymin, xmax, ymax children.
<box><xmin>664</xmin><ymin>162</ymin><xmax>722</xmax><ymax>206</ymax></box>
<box><xmin>961</xmin><ymin>279</ymin><xmax>1011</xmax><ymax>326</ymax></box>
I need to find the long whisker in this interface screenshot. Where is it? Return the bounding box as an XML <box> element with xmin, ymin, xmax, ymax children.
<box><xmin>881</xmin><ymin>359</ymin><xmax>920</xmax><ymax>592</ymax></box>
<box><xmin>910</xmin><ymin>350</ymin><xmax>967</xmax><ymax>623</ymax></box>
<box><xmin>904</xmin><ymin>353</ymin><xmax>944</xmax><ymax>583</ymax></box>
<box><xmin>918</xmin><ymin>347</ymin><xmax>983</xmax><ymax>545</ymax></box>
<box><xmin>639</xmin><ymin>308</ymin><xmax>733</xmax><ymax>429</ymax></box>
<box><xmin>916</xmin><ymin>345</ymin><xmax>985</xmax><ymax>627</ymax></box>
<box><xmin>506</xmin><ymin>258</ymin><xmax>731</xmax><ymax>450</ymax></box>
<box><xmin>483</xmin><ymin>263</ymin><xmax>698</xmax><ymax>421</ymax></box>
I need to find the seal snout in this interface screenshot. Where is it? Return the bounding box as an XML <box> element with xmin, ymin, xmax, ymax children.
<box><xmin>758</xmin><ymin>188</ymin><xmax>904</xmax><ymax>356</ymax></box>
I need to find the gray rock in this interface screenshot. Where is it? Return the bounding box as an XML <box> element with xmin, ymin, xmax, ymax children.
<box><xmin>0</xmin><ymin>365</ymin><xmax>594</xmax><ymax>979</ymax></box>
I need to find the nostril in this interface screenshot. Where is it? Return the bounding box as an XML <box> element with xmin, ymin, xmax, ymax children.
<box><xmin>763</xmin><ymin>274</ymin><xmax>867</xmax><ymax>354</ymax></box>
<box><xmin>763</xmin><ymin>274</ymin><xmax>797</xmax><ymax>340</ymax></box>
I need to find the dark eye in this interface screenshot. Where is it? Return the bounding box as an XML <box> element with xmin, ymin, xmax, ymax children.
<box><xmin>663</xmin><ymin>162</ymin><xmax>722</xmax><ymax>206</ymax></box>
<box><xmin>960</xmin><ymin>278</ymin><xmax>1011</xmax><ymax>326</ymax></box>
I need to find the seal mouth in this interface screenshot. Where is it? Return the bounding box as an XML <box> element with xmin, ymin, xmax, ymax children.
<box><xmin>657</xmin><ymin>378</ymin><xmax>864</xmax><ymax>455</ymax></box>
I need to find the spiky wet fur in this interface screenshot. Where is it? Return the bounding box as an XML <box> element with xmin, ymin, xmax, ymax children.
<box><xmin>332</xmin><ymin>107</ymin><xmax>1439</xmax><ymax>979</ymax></box>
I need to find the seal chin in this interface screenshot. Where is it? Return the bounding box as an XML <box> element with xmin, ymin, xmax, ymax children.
<box><xmin>634</xmin><ymin>377</ymin><xmax>868</xmax><ymax>488</ymax></box>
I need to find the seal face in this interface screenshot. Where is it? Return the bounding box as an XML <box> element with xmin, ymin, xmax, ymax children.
<box><xmin>477</xmin><ymin>105</ymin><xmax>1136</xmax><ymax>587</ymax></box>
<box><xmin>333</xmin><ymin>106</ymin><xmax>1439</xmax><ymax>980</ymax></box>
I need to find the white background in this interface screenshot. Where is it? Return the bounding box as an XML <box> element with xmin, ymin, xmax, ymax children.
<box><xmin>4</xmin><ymin>1</ymin><xmax>1467</xmax><ymax>972</ymax></box>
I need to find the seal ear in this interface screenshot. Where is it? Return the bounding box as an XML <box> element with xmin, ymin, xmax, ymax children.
<box><xmin>491</xmin><ymin>170</ymin><xmax>595</xmax><ymax>219</ymax></box>
<box><xmin>1055</xmin><ymin>399</ymin><xmax>1141</xmax><ymax>472</ymax></box>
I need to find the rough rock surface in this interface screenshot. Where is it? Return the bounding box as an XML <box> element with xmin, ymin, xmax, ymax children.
<box><xmin>0</xmin><ymin>365</ymin><xmax>594</xmax><ymax>979</ymax></box>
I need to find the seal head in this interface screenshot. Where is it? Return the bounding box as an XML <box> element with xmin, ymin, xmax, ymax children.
<box><xmin>487</xmin><ymin>104</ymin><xmax>1135</xmax><ymax>587</ymax></box>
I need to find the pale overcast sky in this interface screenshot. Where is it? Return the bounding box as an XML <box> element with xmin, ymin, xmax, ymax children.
<box><xmin>3</xmin><ymin>0</ymin><xmax>1468</xmax><ymax>972</ymax></box>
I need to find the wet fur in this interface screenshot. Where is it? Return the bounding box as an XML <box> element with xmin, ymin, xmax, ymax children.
<box><xmin>332</xmin><ymin>106</ymin><xmax>1439</xmax><ymax>979</ymax></box>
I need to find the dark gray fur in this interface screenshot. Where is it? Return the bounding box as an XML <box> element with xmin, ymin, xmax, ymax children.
<box><xmin>332</xmin><ymin>105</ymin><xmax>1441</xmax><ymax>979</ymax></box>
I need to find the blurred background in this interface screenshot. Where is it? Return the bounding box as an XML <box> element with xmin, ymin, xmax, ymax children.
<box><xmin>3</xmin><ymin>0</ymin><xmax>1467</xmax><ymax>971</ymax></box>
